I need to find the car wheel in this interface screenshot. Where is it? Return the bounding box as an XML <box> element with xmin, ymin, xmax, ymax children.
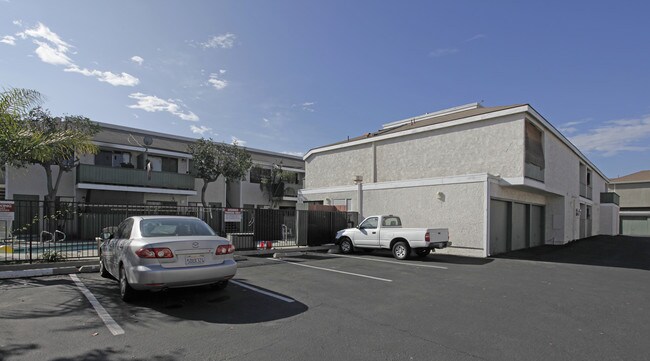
<box><xmin>415</xmin><ymin>249</ymin><xmax>431</xmax><ymax>257</ymax></box>
<box><xmin>210</xmin><ymin>280</ymin><xmax>229</xmax><ymax>290</ymax></box>
<box><xmin>119</xmin><ymin>265</ymin><xmax>137</xmax><ymax>302</ymax></box>
<box><xmin>339</xmin><ymin>238</ymin><xmax>353</xmax><ymax>254</ymax></box>
<box><xmin>99</xmin><ymin>256</ymin><xmax>110</xmax><ymax>278</ymax></box>
<box><xmin>392</xmin><ymin>241</ymin><xmax>410</xmax><ymax>260</ymax></box>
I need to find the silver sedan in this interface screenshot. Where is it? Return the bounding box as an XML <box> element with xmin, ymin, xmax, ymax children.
<box><xmin>99</xmin><ymin>216</ymin><xmax>237</xmax><ymax>302</ymax></box>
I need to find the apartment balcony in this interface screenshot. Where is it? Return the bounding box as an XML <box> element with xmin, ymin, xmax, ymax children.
<box><xmin>77</xmin><ymin>164</ymin><xmax>195</xmax><ymax>191</ymax></box>
<box><xmin>600</xmin><ymin>192</ymin><xmax>620</xmax><ymax>205</ymax></box>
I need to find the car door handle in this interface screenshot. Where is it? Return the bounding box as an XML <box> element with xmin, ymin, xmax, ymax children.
<box><xmin>372</xmin><ymin>231</ymin><xmax>376</xmax><ymax>234</ymax></box>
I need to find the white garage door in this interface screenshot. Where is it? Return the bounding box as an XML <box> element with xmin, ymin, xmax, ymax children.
<box><xmin>621</xmin><ymin>217</ymin><xmax>650</xmax><ymax>236</ymax></box>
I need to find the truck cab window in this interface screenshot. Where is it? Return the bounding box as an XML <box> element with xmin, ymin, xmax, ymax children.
<box><xmin>359</xmin><ymin>217</ymin><xmax>378</xmax><ymax>229</ymax></box>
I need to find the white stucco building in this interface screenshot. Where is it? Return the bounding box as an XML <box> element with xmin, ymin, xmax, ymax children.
<box><xmin>299</xmin><ymin>103</ymin><xmax>619</xmax><ymax>257</ymax></box>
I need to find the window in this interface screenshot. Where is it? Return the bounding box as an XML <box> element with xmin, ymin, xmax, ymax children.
<box><xmin>161</xmin><ymin>157</ymin><xmax>178</xmax><ymax>173</ymax></box>
<box><xmin>95</xmin><ymin>150</ymin><xmax>113</xmax><ymax>167</ymax></box>
<box><xmin>525</xmin><ymin>121</ymin><xmax>545</xmax><ymax>182</ymax></box>
<box><xmin>359</xmin><ymin>217</ymin><xmax>378</xmax><ymax>229</ymax></box>
<box><xmin>250</xmin><ymin>167</ymin><xmax>271</xmax><ymax>184</ymax></box>
<box><xmin>114</xmin><ymin>218</ymin><xmax>134</xmax><ymax>239</ymax></box>
<box><xmin>381</xmin><ymin>216</ymin><xmax>402</xmax><ymax>227</ymax></box>
<box><xmin>140</xmin><ymin>218</ymin><xmax>215</xmax><ymax>237</ymax></box>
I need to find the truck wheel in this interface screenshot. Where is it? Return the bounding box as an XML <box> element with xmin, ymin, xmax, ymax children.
<box><xmin>339</xmin><ymin>238</ymin><xmax>353</xmax><ymax>254</ymax></box>
<box><xmin>392</xmin><ymin>241</ymin><xmax>410</xmax><ymax>260</ymax></box>
<box><xmin>415</xmin><ymin>249</ymin><xmax>431</xmax><ymax>257</ymax></box>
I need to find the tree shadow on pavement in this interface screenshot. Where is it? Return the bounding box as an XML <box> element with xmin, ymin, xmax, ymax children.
<box><xmin>48</xmin><ymin>347</ymin><xmax>180</xmax><ymax>361</ymax></box>
<box><xmin>0</xmin><ymin>343</ymin><xmax>38</xmax><ymax>360</ymax></box>
<box><xmin>493</xmin><ymin>235</ymin><xmax>650</xmax><ymax>271</ymax></box>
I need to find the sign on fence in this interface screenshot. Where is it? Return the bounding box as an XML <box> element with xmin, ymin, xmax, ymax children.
<box><xmin>0</xmin><ymin>201</ymin><xmax>14</xmax><ymax>221</ymax></box>
<box><xmin>224</xmin><ymin>208</ymin><xmax>242</xmax><ymax>222</ymax></box>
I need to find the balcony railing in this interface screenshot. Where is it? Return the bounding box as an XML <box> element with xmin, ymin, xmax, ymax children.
<box><xmin>600</xmin><ymin>192</ymin><xmax>620</xmax><ymax>205</ymax></box>
<box><xmin>77</xmin><ymin>164</ymin><xmax>195</xmax><ymax>190</ymax></box>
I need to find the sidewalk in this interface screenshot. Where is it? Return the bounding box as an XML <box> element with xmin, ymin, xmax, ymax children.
<box><xmin>0</xmin><ymin>244</ymin><xmax>336</xmax><ymax>280</ymax></box>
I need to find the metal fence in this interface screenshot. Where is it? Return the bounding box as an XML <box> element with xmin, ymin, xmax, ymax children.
<box><xmin>0</xmin><ymin>200</ymin><xmax>358</xmax><ymax>264</ymax></box>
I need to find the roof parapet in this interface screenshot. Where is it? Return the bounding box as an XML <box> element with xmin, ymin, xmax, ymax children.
<box><xmin>382</xmin><ymin>102</ymin><xmax>483</xmax><ymax>130</ymax></box>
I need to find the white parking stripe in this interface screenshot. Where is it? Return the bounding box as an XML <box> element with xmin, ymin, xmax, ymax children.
<box><xmin>231</xmin><ymin>280</ymin><xmax>295</xmax><ymax>303</ymax></box>
<box><xmin>70</xmin><ymin>274</ymin><xmax>125</xmax><ymax>336</ymax></box>
<box><xmin>327</xmin><ymin>253</ymin><xmax>448</xmax><ymax>269</ymax></box>
<box><xmin>271</xmin><ymin>258</ymin><xmax>393</xmax><ymax>282</ymax></box>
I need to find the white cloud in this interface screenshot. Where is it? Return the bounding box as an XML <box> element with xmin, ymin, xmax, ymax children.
<box><xmin>428</xmin><ymin>48</ymin><xmax>459</xmax><ymax>58</ymax></box>
<box><xmin>12</xmin><ymin>20</ymin><xmax>22</xmax><ymax>27</ymax></box>
<box><xmin>569</xmin><ymin>115</ymin><xmax>650</xmax><ymax>156</ymax></box>
<box><xmin>465</xmin><ymin>34</ymin><xmax>486</xmax><ymax>42</ymax></box>
<box><xmin>190</xmin><ymin>125</ymin><xmax>212</xmax><ymax>135</ymax></box>
<box><xmin>558</xmin><ymin>118</ymin><xmax>591</xmax><ymax>134</ymax></box>
<box><xmin>301</xmin><ymin>102</ymin><xmax>315</xmax><ymax>112</ymax></box>
<box><xmin>131</xmin><ymin>55</ymin><xmax>144</xmax><ymax>65</ymax></box>
<box><xmin>0</xmin><ymin>35</ymin><xmax>15</xmax><ymax>45</ymax></box>
<box><xmin>263</xmin><ymin>118</ymin><xmax>270</xmax><ymax>126</ymax></box>
<box><xmin>14</xmin><ymin>22</ymin><xmax>139</xmax><ymax>87</ymax></box>
<box><xmin>31</xmin><ymin>39</ymin><xmax>74</xmax><ymax>66</ymax></box>
<box><xmin>201</xmin><ymin>33</ymin><xmax>236</xmax><ymax>49</ymax></box>
<box><xmin>208</xmin><ymin>73</ymin><xmax>228</xmax><ymax>90</ymax></box>
<box><xmin>128</xmin><ymin>93</ymin><xmax>199</xmax><ymax>121</ymax></box>
<box><xmin>231</xmin><ymin>136</ymin><xmax>246</xmax><ymax>146</ymax></box>
<box><xmin>282</xmin><ymin>151</ymin><xmax>304</xmax><ymax>157</ymax></box>
<box><xmin>64</xmin><ymin>66</ymin><xmax>139</xmax><ymax>86</ymax></box>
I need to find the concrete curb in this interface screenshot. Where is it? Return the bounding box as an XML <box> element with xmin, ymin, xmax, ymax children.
<box><xmin>0</xmin><ymin>245</ymin><xmax>335</xmax><ymax>280</ymax></box>
<box><xmin>0</xmin><ymin>264</ymin><xmax>100</xmax><ymax>280</ymax></box>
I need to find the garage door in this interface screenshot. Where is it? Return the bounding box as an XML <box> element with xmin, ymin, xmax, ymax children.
<box><xmin>490</xmin><ymin>200</ymin><xmax>509</xmax><ymax>255</ymax></box>
<box><xmin>530</xmin><ymin>205</ymin><xmax>544</xmax><ymax>247</ymax></box>
<box><xmin>621</xmin><ymin>217</ymin><xmax>650</xmax><ymax>236</ymax></box>
<box><xmin>489</xmin><ymin>199</ymin><xmax>545</xmax><ymax>255</ymax></box>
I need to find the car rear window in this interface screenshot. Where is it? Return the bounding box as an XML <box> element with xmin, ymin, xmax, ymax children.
<box><xmin>139</xmin><ymin>218</ymin><xmax>216</xmax><ymax>237</ymax></box>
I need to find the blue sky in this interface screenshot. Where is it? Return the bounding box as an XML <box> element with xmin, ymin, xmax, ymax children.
<box><xmin>1</xmin><ymin>1</ymin><xmax>649</xmax><ymax>178</ymax></box>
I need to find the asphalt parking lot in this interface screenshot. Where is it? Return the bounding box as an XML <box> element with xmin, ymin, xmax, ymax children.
<box><xmin>1</xmin><ymin>236</ymin><xmax>649</xmax><ymax>361</ymax></box>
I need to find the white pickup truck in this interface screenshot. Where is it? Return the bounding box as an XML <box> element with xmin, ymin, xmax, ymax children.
<box><xmin>335</xmin><ymin>215</ymin><xmax>450</xmax><ymax>260</ymax></box>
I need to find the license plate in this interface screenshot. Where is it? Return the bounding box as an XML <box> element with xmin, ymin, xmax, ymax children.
<box><xmin>185</xmin><ymin>255</ymin><xmax>205</xmax><ymax>266</ymax></box>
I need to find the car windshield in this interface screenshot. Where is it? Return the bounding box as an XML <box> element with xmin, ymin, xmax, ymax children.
<box><xmin>139</xmin><ymin>218</ymin><xmax>216</xmax><ymax>237</ymax></box>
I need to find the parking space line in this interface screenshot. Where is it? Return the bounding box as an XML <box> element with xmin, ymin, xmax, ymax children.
<box><xmin>326</xmin><ymin>253</ymin><xmax>448</xmax><ymax>269</ymax></box>
<box><xmin>231</xmin><ymin>280</ymin><xmax>295</xmax><ymax>303</ymax></box>
<box><xmin>70</xmin><ymin>274</ymin><xmax>125</xmax><ymax>336</ymax></box>
<box><xmin>271</xmin><ymin>258</ymin><xmax>393</xmax><ymax>282</ymax></box>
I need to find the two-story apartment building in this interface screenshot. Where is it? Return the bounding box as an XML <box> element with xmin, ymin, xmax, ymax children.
<box><xmin>2</xmin><ymin>122</ymin><xmax>304</xmax><ymax>210</ymax></box>
<box><xmin>299</xmin><ymin>103</ymin><xmax>619</xmax><ymax>257</ymax></box>
<box><xmin>609</xmin><ymin>170</ymin><xmax>650</xmax><ymax>236</ymax></box>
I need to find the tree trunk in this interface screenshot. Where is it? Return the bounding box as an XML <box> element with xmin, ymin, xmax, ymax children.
<box><xmin>201</xmin><ymin>180</ymin><xmax>210</xmax><ymax>209</ymax></box>
<box><xmin>42</xmin><ymin>164</ymin><xmax>58</xmax><ymax>239</ymax></box>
